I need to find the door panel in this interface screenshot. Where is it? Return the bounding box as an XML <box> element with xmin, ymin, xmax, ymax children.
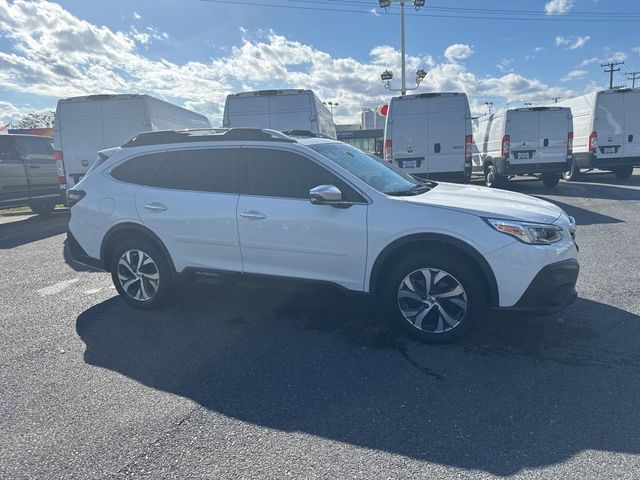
<box><xmin>0</xmin><ymin>137</ymin><xmax>29</xmax><ymax>205</ymax></box>
<box><xmin>624</xmin><ymin>92</ymin><xmax>640</xmax><ymax>158</ymax></box>
<box><xmin>508</xmin><ymin>111</ymin><xmax>539</xmax><ymax>166</ymax></box>
<box><xmin>538</xmin><ymin>111</ymin><xmax>569</xmax><ymax>166</ymax></box>
<box><xmin>237</xmin><ymin>196</ymin><xmax>368</xmax><ymax>290</ymax></box>
<box><xmin>596</xmin><ymin>93</ymin><xmax>625</xmax><ymax>159</ymax></box>
<box><xmin>427</xmin><ymin>96</ymin><xmax>466</xmax><ymax>175</ymax></box>
<box><xmin>15</xmin><ymin>136</ymin><xmax>58</xmax><ymax>199</ymax></box>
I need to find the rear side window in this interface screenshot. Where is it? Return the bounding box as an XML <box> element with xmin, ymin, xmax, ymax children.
<box><xmin>111</xmin><ymin>153</ymin><xmax>166</xmax><ymax>186</ymax></box>
<box><xmin>0</xmin><ymin>137</ymin><xmax>18</xmax><ymax>158</ymax></box>
<box><xmin>15</xmin><ymin>137</ymin><xmax>53</xmax><ymax>156</ymax></box>
<box><xmin>162</xmin><ymin>148</ymin><xmax>237</xmax><ymax>194</ymax></box>
<box><xmin>245</xmin><ymin>148</ymin><xmax>362</xmax><ymax>201</ymax></box>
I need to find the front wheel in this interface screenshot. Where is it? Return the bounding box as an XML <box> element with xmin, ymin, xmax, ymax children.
<box><xmin>110</xmin><ymin>239</ymin><xmax>172</xmax><ymax>309</ymax></box>
<box><xmin>541</xmin><ymin>173</ymin><xmax>560</xmax><ymax>188</ymax></box>
<box><xmin>29</xmin><ymin>200</ymin><xmax>56</xmax><ymax>215</ymax></box>
<box><xmin>612</xmin><ymin>165</ymin><xmax>634</xmax><ymax>179</ymax></box>
<box><xmin>382</xmin><ymin>251</ymin><xmax>484</xmax><ymax>343</ymax></box>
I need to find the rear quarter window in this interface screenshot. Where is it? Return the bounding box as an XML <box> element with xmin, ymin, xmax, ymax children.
<box><xmin>111</xmin><ymin>152</ymin><xmax>166</xmax><ymax>186</ymax></box>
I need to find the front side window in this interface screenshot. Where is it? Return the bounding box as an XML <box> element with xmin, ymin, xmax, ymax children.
<box><xmin>15</xmin><ymin>137</ymin><xmax>54</xmax><ymax>157</ymax></box>
<box><xmin>245</xmin><ymin>148</ymin><xmax>363</xmax><ymax>201</ymax></box>
<box><xmin>168</xmin><ymin>148</ymin><xmax>237</xmax><ymax>194</ymax></box>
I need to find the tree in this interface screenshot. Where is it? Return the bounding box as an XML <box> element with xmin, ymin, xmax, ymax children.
<box><xmin>17</xmin><ymin>111</ymin><xmax>55</xmax><ymax>129</ymax></box>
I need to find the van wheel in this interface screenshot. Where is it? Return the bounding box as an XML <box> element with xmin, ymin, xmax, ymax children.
<box><xmin>613</xmin><ymin>165</ymin><xmax>634</xmax><ymax>179</ymax></box>
<box><xmin>485</xmin><ymin>164</ymin><xmax>504</xmax><ymax>188</ymax></box>
<box><xmin>29</xmin><ymin>200</ymin><xmax>56</xmax><ymax>215</ymax></box>
<box><xmin>111</xmin><ymin>239</ymin><xmax>172</xmax><ymax>309</ymax></box>
<box><xmin>541</xmin><ymin>173</ymin><xmax>560</xmax><ymax>187</ymax></box>
<box><xmin>563</xmin><ymin>159</ymin><xmax>579</xmax><ymax>181</ymax></box>
<box><xmin>382</xmin><ymin>251</ymin><xmax>483</xmax><ymax>343</ymax></box>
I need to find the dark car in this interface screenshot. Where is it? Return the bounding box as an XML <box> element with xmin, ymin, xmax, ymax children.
<box><xmin>0</xmin><ymin>134</ymin><xmax>62</xmax><ymax>214</ymax></box>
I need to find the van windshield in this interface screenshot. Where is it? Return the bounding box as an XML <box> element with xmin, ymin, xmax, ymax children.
<box><xmin>309</xmin><ymin>142</ymin><xmax>436</xmax><ymax>196</ymax></box>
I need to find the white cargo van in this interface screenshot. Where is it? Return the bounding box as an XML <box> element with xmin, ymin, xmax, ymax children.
<box><xmin>555</xmin><ymin>88</ymin><xmax>640</xmax><ymax>180</ymax></box>
<box><xmin>383</xmin><ymin>92</ymin><xmax>472</xmax><ymax>182</ymax></box>
<box><xmin>222</xmin><ymin>89</ymin><xmax>337</xmax><ymax>139</ymax></box>
<box><xmin>472</xmin><ymin>107</ymin><xmax>573</xmax><ymax>187</ymax></box>
<box><xmin>54</xmin><ymin>94</ymin><xmax>211</xmax><ymax>187</ymax></box>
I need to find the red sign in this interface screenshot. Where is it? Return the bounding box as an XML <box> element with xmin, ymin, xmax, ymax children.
<box><xmin>378</xmin><ymin>104</ymin><xmax>389</xmax><ymax>117</ymax></box>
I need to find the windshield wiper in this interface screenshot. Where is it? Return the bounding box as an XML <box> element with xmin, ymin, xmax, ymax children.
<box><xmin>386</xmin><ymin>184</ymin><xmax>433</xmax><ymax>196</ymax></box>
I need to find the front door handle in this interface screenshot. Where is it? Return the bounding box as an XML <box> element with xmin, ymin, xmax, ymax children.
<box><xmin>240</xmin><ymin>211</ymin><xmax>267</xmax><ymax>220</ymax></box>
<box><xmin>144</xmin><ymin>202</ymin><xmax>167</xmax><ymax>212</ymax></box>
<box><xmin>29</xmin><ymin>164</ymin><xmax>41</xmax><ymax>169</ymax></box>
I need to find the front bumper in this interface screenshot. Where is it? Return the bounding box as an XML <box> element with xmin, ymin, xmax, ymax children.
<box><xmin>493</xmin><ymin>258</ymin><xmax>579</xmax><ymax>315</ymax></box>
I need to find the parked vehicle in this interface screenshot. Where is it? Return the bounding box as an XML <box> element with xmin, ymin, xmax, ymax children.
<box><xmin>53</xmin><ymin>94</ymin><xmax>211</xmax><ymax>188</ymax></box>
<box><xmin>472</xmin><ymin>107</ymin><xmax>573</xmax><ymax>188</ymax></box>
<box><xmin>383</xmin><ymin>92</ymin><xmax>473</xmax><ymax>182</ymax></box>
<box><xmin>66</xmin><ymin>128</ymin><xmax>579</xmax><ymax>343</ymax></box>
<box><xmin>554</xmin><ymin>88</ymin><xmax>640</xmax><ymax>180</ymax></box>
<box><xmin>222</xmin><ymin>89</ymin><xmax>337</xmax><ymax>139</ymax></box>
<box><xmin>0</xmin><ymin>134</ymin><xmax>61</xmax><ymax>214</ymax></box>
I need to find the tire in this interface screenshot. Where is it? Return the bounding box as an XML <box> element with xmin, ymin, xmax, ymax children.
<box><xmin>562</xmin><ymin>159</ymin><xmax>579</xmax><ymax>181</ymax></box>
<box><xmin>485</xmin><ymin>164</ymin><xmax>504</xmax><ymax>188</ymax></box>
<box><xmin>110</xmin><ymin>238</ymin><xmax>172</xmax><ymax>309</ymax></box>
<box><xmin>541</xmin><ymin>173</ymin><xmax>560</xmax><ymax>188</ymax></box>
<box><xmin>613</xmin><ymin>165</ymin><xmax>634</xmax><ymax>179</ymax></box>
<box><xmin>29</xmin><ymin>200</ymin><xmax>56</xmax><ymax>215</ymax></box>
<box><xmin>381</xmin><ymin>250</ymin><xmax>484</xmax><ymax>343</ymax></box>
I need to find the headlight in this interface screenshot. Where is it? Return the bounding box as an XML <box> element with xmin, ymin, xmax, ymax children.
<box><xmin>485</xmin><ymin>218</ymin><xmax>563</xmax><ymax>245</ymax></box>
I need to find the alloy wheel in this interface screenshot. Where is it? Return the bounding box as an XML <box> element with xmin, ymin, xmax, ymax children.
<box><xmin>397</xmin><ymin>268</ymin><xmax>468</xmax><ymax>334</ymax></box>
<box><xmin>117</xmin><ymin>249</ymin><xmax>160</xmax><ymax>301</ymax></box>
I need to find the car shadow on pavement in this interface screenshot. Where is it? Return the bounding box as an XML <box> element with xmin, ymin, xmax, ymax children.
<box><xmin>0</xmin><ymin>211</ymin><xmax>69</xmax><ymax>249</ymax></box>
<box><xmin>501</xmin><ymin>176</ymin><xmax>640</xmax><ymax>203</ymax></box>
<box><xmin>76</xmin><ymin>283</ymin><xmax>640</xmax><ymax>476</ymax></box>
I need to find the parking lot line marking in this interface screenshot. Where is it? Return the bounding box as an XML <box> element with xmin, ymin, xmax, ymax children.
<box><xmin>83</xmin><ymin>288</ymin><xmax>102</xmax><ymax>295</ymax></box>
<box><xmin>37</xmin><ymin>278</ymin><xmax>79</xmax><ymax>296</ymax></box>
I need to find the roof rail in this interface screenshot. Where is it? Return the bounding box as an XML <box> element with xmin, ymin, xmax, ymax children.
<box><xmin>122</xmin><ymin>128</ymin><xmax>297</xmax><ymax>148</ymax></box>
<box><xmin>282</xmin><ymin>130</ymin><xmax>332</xmax><ymax>139</ymax></box>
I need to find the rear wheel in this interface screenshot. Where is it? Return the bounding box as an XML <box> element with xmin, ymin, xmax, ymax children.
<box><xmin>485</xmin><ymin>164</ymin><xmax>504</xmax><ymax>188</ymax></box>
<box><xmin>612</xmin><ymin>165</ymin><xmax>634</xmax><ymax>179</ymax></box>
<box><xmin>541</xmin><ymin>173</ymin><xmax>560</xmax><ymax>187</ymax></box>
<box><xmin>563</xmin><ymin>159</ymin><xmax>579</xmax><ymax>181</ymax></box>
<box><xmin>382</xmin><ymin>251</ymin><xmax>484</xmax><ymax>343</ymax></box>
<box><xmin>29</xmin><ymin>200</ymin><xmax>56</xmax><ymax>215</ymax></box>
<box><xmin>110</xmin><ymin>239</ymin><xmax>172</xmax><ymax>309</ymax></box>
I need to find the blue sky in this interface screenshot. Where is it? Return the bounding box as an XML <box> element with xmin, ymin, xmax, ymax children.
<box><xmin>1</xmin><ymin>0</ymin><xmax>639</xmax><ymax>125</ymax></box>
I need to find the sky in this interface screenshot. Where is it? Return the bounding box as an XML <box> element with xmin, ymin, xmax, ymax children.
<box><xmin>1</xmin><ymin>0</ymin><xmax>639</xmax><ymax>126</ymax></box>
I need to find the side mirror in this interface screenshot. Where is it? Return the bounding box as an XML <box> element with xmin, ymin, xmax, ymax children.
<box><xmin>310</xmin><ymin>184</ymin><xmax>343</xmax><ymax>205</ymax></box>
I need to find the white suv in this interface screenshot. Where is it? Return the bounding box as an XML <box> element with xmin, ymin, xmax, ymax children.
<box><xmin>66</xmin><ymin>128</ymin><xmax>579</xmax><ymax>342</ymax></box>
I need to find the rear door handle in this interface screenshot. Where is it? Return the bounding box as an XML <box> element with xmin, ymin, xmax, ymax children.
<box><xmin>29</xmin><ymin>164</ymin><xmax>41</xmax><ymax>169</ymax></box>
<box><xmin>144</xmin><ymin>202</ymin><xmax>167</xmax><ymax>212</ymax></box>
<box><xmin>240</xmin><ymin>211</ymin><xmax>267</xmax><ymax>220</ymax></box>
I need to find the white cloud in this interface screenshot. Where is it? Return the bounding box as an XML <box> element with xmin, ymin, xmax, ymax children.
<box><xmin>0</xmin><ymin>0</ymin><xmax>574</xmax><ymax>125</ymax></box>
<box><xmin>562</xmin><ymin>70</ymin><xmax>588</xmax><ymax>82</ymax></box>
<box><xmin>534</xmin><ymin>47</ymin><xmax>545</xmax><ymax>52</ymax></box>
<box><xmin>609</xmin><ymin>51</ymin><xmax>628</xmax><ymax>62</ymax></box>
<box><xmin>369</xmin><ymin>8</ymin><xmax>380</xmax><ymax>17</ymax></box>
<box><xmin>496</xmin><ymin>58</ymin><xmax>514</xmax><ymax>73</ymax></box>
<box><xmin>555</xmin><ymin>35</ymin><xmax>590</xmax><ymax>50</ymax></box>
<box><xmin>580</xmin><ymin>56</ymin><xmax>599</xmax><ymax>66</ymax></box>
<box><xmin>444</xmin><ymin>44</ymin><xmax>473</xmax><ymax>63</ymax></box>
<box><xmin>133</xmin><ymin>11</ymin><xmax>141</xmax><ymax>20</ymax></box>
<box><xmin>545</xmin><ymin>0</ymin><xmax>574</xmax><ymax>15</ymax></box>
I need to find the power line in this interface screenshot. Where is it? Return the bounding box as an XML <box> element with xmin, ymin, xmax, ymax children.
<box><xmin>199</xmin><ymin>0</ymin><xmax>640</xmax><ymax>22</ymax></box>
<box><xmin>626</xmin><ymin>71</ymin><xmax>640</xmax><ymax>88</ymax></box>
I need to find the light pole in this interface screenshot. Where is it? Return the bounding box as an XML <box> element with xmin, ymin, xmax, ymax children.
<box><xmin>378</xmin><ymin>0</ymin><xmax>426</xmax><ymax>95</ymax></box>
<box><xmin>323</xmin><ymin>101</ymin><xmax>339</xmax><ymax>115</ymax></box>
<box><xmin>484</xmin><ymin>101</ymin><xmax>493</xmax><ymax>115</ymax></box>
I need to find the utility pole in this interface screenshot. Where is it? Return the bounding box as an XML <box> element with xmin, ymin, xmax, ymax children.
<box><xmin>626</xmin><ymin>71</ymin><xmax>640</xmax><ymax>88</ymax></box>
<box><xmin>601</xmin><ymin>61</ymin><xmax>624</xmax><ymax>90</ymax></box>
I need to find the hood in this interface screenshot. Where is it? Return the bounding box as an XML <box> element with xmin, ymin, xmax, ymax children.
<box><xmin>406</xmin><ymin>182</ymin><xmax>562</xmax><ymax>224</ymax></box>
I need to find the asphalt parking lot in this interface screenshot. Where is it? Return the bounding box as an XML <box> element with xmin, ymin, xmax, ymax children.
<box><xmin>2</xmin><ymin>171</ymin><xmax>640</xmax><ymax>479</ymax></box>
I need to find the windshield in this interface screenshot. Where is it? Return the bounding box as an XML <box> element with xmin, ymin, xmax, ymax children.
<box><xmin>309</xmin><ymin>142</ymin><xmax>435</xmax><ymax>195</ymax></box>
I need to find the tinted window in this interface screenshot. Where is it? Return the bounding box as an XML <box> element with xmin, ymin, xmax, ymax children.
<box><xmin>111</xmin><ymin>153</ymin><xmax>166</xmax><ymax>186</ymax></box>
<box><xmin>246</xmin><ymin>148</ymin><xmax>362</xmax><ymax>201</ymax></box>
<box><xmin>15</xmin><ymin>137</ymin><xmax>53</xmax><ymax>156</ymax></box>
<box><xmin>169</xmin><ymin>148</ymin><xmax>236</xmax><ymax>193</ymax></box>
<box><xmin>0</xmin><ymin>137</ymin><xmax>18</xmax><ymax>157</ymax></box>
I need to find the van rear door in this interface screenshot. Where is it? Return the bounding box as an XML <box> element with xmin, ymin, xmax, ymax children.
<box><xmin>267</xmin><ymin>92</ymin><xmax>313</xmax><ymax>132</ymax></box>
<box><xmin>100</xmin><ymin>97</ymin><xmax>148</xmax><ymax>149</ymax></box>
<box><xmin>507</xmin><ymin>110</ymin><xmax>539</xmax><ymax>168</ymax></box>
<box><xmin>623</xmin><ymin>91</ymin><xmax>640</xmax><ymax>159</ymax></box>
<box><xmin>595</xmin><ymin>92</ymin><xmax>625</xmax><ymax>160</ymax></box>
<box><xmin>390</xmin><ymin>98</ymin><xmax>428</xmax><ymax>174</ymax></box>
<box><xmin>538</xmin><ymin>109</ymin><xmax>569</xmax><ymax>168</ymax></box>
<box><xmin>427</xmin><ymin>95</ymin><xmax>466</xmax><ymax>177</ymax></box>
<box><xmin>225</xmin><ymin>95</ymin><xmax>270</xmax><ymax>129</ymax></box>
